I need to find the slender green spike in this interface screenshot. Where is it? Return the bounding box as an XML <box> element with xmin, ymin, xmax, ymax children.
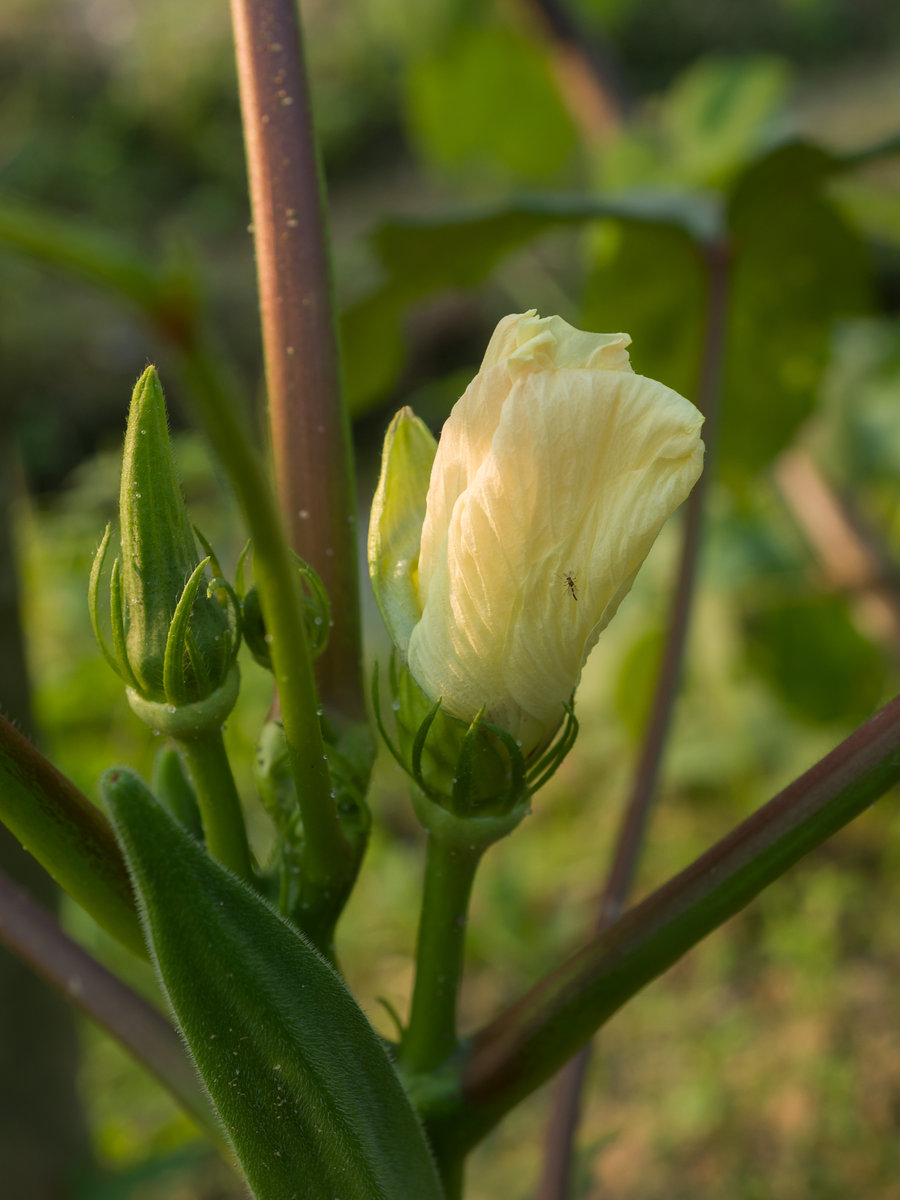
<box><xmin>479</xmin><ymin>719</ymin><xmax>527</xmax><ymax>809</ymax></box>
<box><xmin>109</xmin><ymin>555</ymin><xmax>140</xmax><ymax>692</ymax></box>
<box><xmin>411</xmin><ymin>698</ymin><xmax>444</xmax><ymax>795</ymax></box>
<box><xmin>88</xmin><ymin>525</ymin><xmax>125</xmax><ymax>680</ymax></box>
<box><xmin>370</xmin><ymin>662</ymin><xmax>408</xmax><ymax>774</ymax></box>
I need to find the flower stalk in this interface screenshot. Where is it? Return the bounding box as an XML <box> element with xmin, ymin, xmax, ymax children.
<box><xmin>400</xmin><ymin>833</ymin><xmax>483</xmax><ymax>1077</ymax></box>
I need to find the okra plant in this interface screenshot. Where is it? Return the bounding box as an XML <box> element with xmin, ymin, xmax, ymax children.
<box><xmin>1</xmin><ymin>2</ymin><xmax>899</xmax><ymax>1199</ymax></box>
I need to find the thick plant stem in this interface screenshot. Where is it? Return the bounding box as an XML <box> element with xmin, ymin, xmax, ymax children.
<box><xmin>424</xmin><ymin>690</ymin><xmax>900</xmax><ymax>1159</ymax></box>
<box><xmin>229</xmin><ymin>0</ymin><xmax>364</xmax><ymax>723</ymax></box>
<box><xmin>175</xmin><ymin>731</ymin><xmax>253</xmax><ymax>883</ymax></box>
<box><xmin>401</xmin><ymin>836</ymin><xmax>483</xmax><ymax>1076</ymax></box>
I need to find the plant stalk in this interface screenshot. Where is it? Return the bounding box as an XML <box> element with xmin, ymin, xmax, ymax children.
<box><xmin>229</xmin><ymin>0</ymin><xmax>364</xmax><ymax>723</ymax></box>
<box><xmin>401</xmin><ymin>836</ymin><xmax>483</xmax><ymax>1076</ymax></box>
<box><xmin>176</xmin><ymin>341</ymin><xmax>356</xmax><ymax>937</ymax></box>
<box><xmin>175</xmin><ymin>731</ymin><xmax>253</xmax><ymax>882</ymax></box>
<box><xmin>425</xmin><ymin>689</ymin><xmax>900</xmax><ymax>1158</ymax></box>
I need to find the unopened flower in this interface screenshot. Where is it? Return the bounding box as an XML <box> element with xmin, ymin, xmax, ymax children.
<box><xmin>369</xmin><ymin>310</ymin><xmax>704</xmax><ymax>759</ymax></box>
<box><xmin>90</xmin><ymin>366</ymin><xmax>240</xmax><ymax>734</ymax></box>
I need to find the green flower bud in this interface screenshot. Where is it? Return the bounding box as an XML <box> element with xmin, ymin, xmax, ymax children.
<box><xmin>235</xmin><ymin>542</ymin><xmax>331</xmax><ymax>673</ymax></box>
<box><xmin>90</xmin><ymin>367</ymin><xmax>240</xmax><ymax>719</ymax></box>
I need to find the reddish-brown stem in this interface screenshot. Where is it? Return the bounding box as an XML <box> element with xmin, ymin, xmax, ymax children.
<box><xmin>229</xmin><ymin>0</ymin><xmax>363</xmax><ymax>721</ymax></box>
<box><xmin>0</xmin><ymin>869</ymin><xmax>220</xmax><ymax>1142</ymax></box>
<box><xmin>425</xmin><ymin>689</ymin><xmax>900</xmax><ymax>1165</ymax></box>
<box><xmin>538</xmin><ymin>239</ymin><xmax>730</xmax><ymax>1200</ymax></box>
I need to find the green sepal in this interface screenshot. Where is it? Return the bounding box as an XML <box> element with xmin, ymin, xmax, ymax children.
<box><xmin>102</xmin><ymin>767</ymin><xmax>443</xmax><ymax>1200</ymax></box>
<box><xmin>367</xmin><ymin>408</ymin><xmax>436</xmax><ymax>657</ymax></box>
<box><xmin>383</xmin><ymin>657</ymin><xmax>521</xmax><ymax>819</ymax></box>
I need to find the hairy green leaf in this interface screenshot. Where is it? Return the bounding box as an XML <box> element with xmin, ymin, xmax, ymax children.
<box><xmin>103</xmin><ymin>767</ymin><xmax>444</xmax><ymax>1200</ymax></box>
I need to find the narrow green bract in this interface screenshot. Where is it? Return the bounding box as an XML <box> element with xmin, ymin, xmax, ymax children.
<box><xmin>103</xmin><ymin>767</ymin><xmax>444</xmax><ymax>1200</ymax></box>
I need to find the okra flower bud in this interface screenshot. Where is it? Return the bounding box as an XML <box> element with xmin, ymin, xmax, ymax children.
<box><xmin>90</xmin><ymin>367</ymin><xmax>240</xmax><ymax>733</ymax></box>
<box><xmin>369</xmin><ymin>311</ymin><xmax>704</xmax><ymax>766</ymax></box>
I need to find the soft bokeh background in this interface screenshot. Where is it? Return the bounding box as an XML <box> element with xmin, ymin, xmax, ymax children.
<box><xmin>2</xmin><ymin>0</ymin><xmax>900</xmax><ymax>1196</ymax></box>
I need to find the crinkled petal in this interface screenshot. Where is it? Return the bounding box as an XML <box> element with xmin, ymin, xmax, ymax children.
<box><xmin>408</xmin><ymin>366</ymin><xmax>703</xmax><ymax>749</ymax></box>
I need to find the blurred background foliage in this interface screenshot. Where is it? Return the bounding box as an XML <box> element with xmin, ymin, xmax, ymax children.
<box><xmin>2</xmin><ymin>0</ymin><xmax>900</xmax><ymax>1196</ymax></box>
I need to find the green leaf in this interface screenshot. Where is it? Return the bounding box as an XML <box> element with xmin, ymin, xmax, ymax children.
<box><xmin>582</xmin><ymin>219</ymin><xmax>709</xmax><ymax>400</ymax></box>
<box><xmin>614</xmin><ymin>627</ymin><xmax>666</xmax><ymax>743</ymax></box>
<box><xmin>742</xmin><ymin>594</ymin><xmax>887</xmax><ymax>726</ymax></box>
<box><xmin>0</xmin><ymin>715</ymin><xmax>144</xmax><ymax>957</ymax></box>
<box><xmin>373</xmin><ymin>192</ymin><xmax>718</xmax><ymax>292</ymax></box>
<box><xmin>405</xmin><ymin>26</ymin><xmax>578</xmax><ymax>184</ymax></box>
<box><xmin>661</xmin><ymin>55</ymin><xmax>790</xmax><ymax>186</ymax></box>
<box><xmin>721</xmin><ymin>141</ymin><xmax>873</xmax><ymax>482</ymax></box>
<box><xmin>343</xmin><ymin>191</ymin><xmax>720</xmax><ymax>415</ymax></box>
<box><xmin>103</xmin><ymin>768</ymin><xmax>444</xmax><ymax>1200</ymax></box>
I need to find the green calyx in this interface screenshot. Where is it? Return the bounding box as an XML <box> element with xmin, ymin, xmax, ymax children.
<box><xmin>373</xmin><ymin>656</ymin><xmax>579</xmax><ymax>849</ymax></box>
<box><xmin>89</xmin><ymin>367</ymin><xmax>241</xmax><ymax>712</ymax></box>
<box><xmin>126</xmin><ymin>666</ymin><xmax>240</xmax><ymax>739</ymax></box>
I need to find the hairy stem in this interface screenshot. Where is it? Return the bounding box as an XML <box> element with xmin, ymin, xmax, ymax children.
<box><xmin>175</xmin><ymin>731</ymin><xmax>253</xmax><ymax>882</ymax></box>
<box><xmin>401</xmin><ymin>837</ymin><xmax>483</xmax><ymax>1076</ymax></box>
<box><xmin>176</xmin><ymin>341</ymin><xmax>356</xmax><ymax>942</ymax></box>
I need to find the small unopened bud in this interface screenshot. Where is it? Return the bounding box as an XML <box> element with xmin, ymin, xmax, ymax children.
<box><xmin>89</xmin><ymin>367</ymin><xmax>240</xmax><ymax>726</ymax></box>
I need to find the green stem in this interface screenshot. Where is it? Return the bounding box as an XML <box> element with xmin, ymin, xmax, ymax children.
<box><xmin>401</xmin><ymin>835</ymin><xmax>483</xmax><ymax>1076</ymax></box>
<box><xmin>176</xmin><ymin>340</ymin><xmax>354</xmax><ymax>916</ymax></box>
<box><xmin>174</xmin><ymin>731</ymin><xmax>253</xmax><ymax>883</ymax></box>
<box><xmin>424</xmin><ymin>690</ymin><xmax>900</xmax><ymax>1159</ymax></box>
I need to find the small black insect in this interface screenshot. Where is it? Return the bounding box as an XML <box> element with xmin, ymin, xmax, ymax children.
<box><xmin>559</xmin><ymin>569</ymin><xmax>578</xmax><ymax>602</ymax></box>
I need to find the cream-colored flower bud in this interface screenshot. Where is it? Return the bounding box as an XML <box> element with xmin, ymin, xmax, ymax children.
<box><xmin>369</xmin><ymin>311</ymin><xmax>704</xmax><ymax>756</ymax></box>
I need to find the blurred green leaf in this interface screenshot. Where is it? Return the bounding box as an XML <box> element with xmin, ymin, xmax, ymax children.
<box><xmin>582</xmin><ymin>220</ymin><xmax>708</xmax><ymax>398</ymax></box>
<box><xmin>342</xmin><ymin>290</ymin><xmax>411</xmax><ymax>418</ymax></box>
<box><xmin>661</xmin><ymin>56</ymin><xmax>790</xmax><ymax>186</ymax></box>
<box><xmin>405</xmin><ymin>26</ymin><xmax>578</xmax><ymax>184</ymax></box>
<box><xmin>614</xmin><ymin>627</ymin><xmax>665</xmax><ymax>742</ymax></box>
<box><xmin>742</xmin><ymin>594</ymin><xmax>887</xmax><ymax>725</ymax></box>
<box><xmin>721</xmin><ymin>141</ymin><xmax>873</xmax><ymax>482</ymax></box>
<box><xmin>343</xmin><ymin>190</ymin><xmax>720</xmax><ymax>414</ymax></box>
<box><xmin>104</xmin><ymin>767</ymin><xmax>444</xmax><ymax>1200</ymax></box>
